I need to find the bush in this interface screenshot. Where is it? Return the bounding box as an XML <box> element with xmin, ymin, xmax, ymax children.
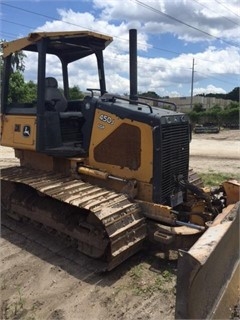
<box><xmin>188</xmin><ymin>103</ymin><xmax>239</xmax><ymax>128</ymax></box>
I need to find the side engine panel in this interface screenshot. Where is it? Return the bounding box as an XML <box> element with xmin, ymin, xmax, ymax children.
<box><xmin>88</xmin><ymin>108</ymin><xmax>153</xmax><ymax>184</ymax></box>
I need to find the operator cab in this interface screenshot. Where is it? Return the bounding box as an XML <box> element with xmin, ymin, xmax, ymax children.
<box><xmin>1</xmin><ymin>31</ymin><xmax>113</xmax><ymax>157</ymax></box>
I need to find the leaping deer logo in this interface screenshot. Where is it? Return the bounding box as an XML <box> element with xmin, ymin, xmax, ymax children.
<box><xmin>23</xmin><ymin>125</ymin><xmax>31</xmax><ymax>137</ymax></box>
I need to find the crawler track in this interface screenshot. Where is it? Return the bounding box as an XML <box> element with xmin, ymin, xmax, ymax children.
<box><xmin>1</xmin><ymin>166</ymin><xmax>147</xmax><ymax>270</ymax></box>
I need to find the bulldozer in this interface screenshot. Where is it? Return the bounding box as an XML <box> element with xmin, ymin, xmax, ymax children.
<box><xmin>1</xmin><ymin>29</ymin><xmax>239</xmax><ymax>319</ymax></box>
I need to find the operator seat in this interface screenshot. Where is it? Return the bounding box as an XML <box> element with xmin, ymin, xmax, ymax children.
<box><xmin>45</xmin><ymin>77</ymin><xmax>67</xmax><ymax>112</ymax></box>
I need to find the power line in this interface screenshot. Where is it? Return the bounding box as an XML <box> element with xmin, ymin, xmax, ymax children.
<box><xmin>1</xmin><ymin>2</ymin><xmax>90</xmax><ymax>31</ymax></box>
<box><xmin>1</xmin><ymin>10</ymin><xmax>238</xmax><ymax>68</ymax></box>
<box><xmin>195</xmin><ymin>70</ymin><xmax>237</xmax><ymax>85</ymax></box>
<box><xmin>3</xmin><ymin>1</ymin><xmax>239</xmax><ymax>48</ymax></box>
<box><xmin>1</xmin><ymin>21</ymin><xmax>237</xmax><ymax>86</ymax></box>
<box><xmin>132</xmin><ymin>0</ymin><xmax>239</xmax><ymax>47</ymax></box>
<box><xmin>0</xmin><ymin>16</ymin><xmax>209</xmax><ymax>65</ymax></box>
<box><xmin>192</xmin><ymin>0</ymin><xmax>240</xmax><ymax>27</ymax></box>
<box><xmin>0</xmin><ymin>18</ymin><xmax>34</xmax><ymax>30</ymax></box>
<box><xmin>0</xmin><ymin>31</ymin><xmax>20</xmax><ymax>39</ymax></box>
<box><xmin>0</xmin><ymin>5</ymin><xmax>215</xmax><ymax>64</ymax></box>
<box><xmin>190</xmin><ymin>59</ymin><xmax>195</xmax><ymax>108</ymax></box>
<box><xmin>0</xmin><ymin>9</ymin><xmax>187</xmax><ymax>62</ymax></box>
<box><xmin>213</xmin><ymin>0</ymin><xmax>240</xmax><ymax>19</ymax></box>
<box><xmin>1</xmin><ymin>1</ymin><xmax>238</xmax><ymax>87</ymax></box>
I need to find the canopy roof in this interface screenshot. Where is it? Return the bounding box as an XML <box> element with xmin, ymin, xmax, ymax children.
<box><xmin>2</xmin><ymin>31</ymin><xmax>113</xmax><ymax>63</ymax></box>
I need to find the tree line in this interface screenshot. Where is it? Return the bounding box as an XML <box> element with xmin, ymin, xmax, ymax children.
<box><xmin>188</xmin><ymin>101</ymin><xmax>239</xmax><ymax>129</ymax></box>
<box><xmin>196</xmin><ymin>87</ymin><xmax>239</xmax><ymax>102</ymax></box>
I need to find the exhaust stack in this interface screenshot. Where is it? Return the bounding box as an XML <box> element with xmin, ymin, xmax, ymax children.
<box><xmin>129</xmin><ymin>29</ymin><xmax>138</xmax><ymax>103</ymax></box>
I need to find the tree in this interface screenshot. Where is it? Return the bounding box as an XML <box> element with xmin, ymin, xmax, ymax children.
<box><xmin>1</xmin><ymin>40</ymin><xmax>27</xmax><ymax>103</ymax></box>
<box><xmin>188</xmin><ymin>100</ymin><xmax>239</xmax><ymax>128</ymax></box>
<box><xmin>69</xmin><ymin>85</ymin><xmax>84</xmax><ymax>99</ymax></box>
<box><xmin>226</xmin><ymin>101</ymin><xmax>239</xmax><ymax>109</ymax></box>
<box><xmin>25</xmin><ymin>80</ymin><xmax>37</xmax><ymax>102</ymax></box>
<box><xmin>139</xmin><ymin>91</ymin><xmax>159</xmax><ymax>99</ymax></box>
<box><xmin>197</xmin><ymin>87</ymin><xmax>240</xmax><ymax>102</ymax></box>
<box><xmin>0</xmin><ymin>39</ymin><xmax>6</xmax><ymax>79</ymax></box>
<box><xmin>226</xmin><ymin>87</ymin><xmax>239</xmax><ymax>102</ymax></box>
<box><xmin>10</xmin><ymin>51</ymin><xmax>26</xmax><ymax>72</ymax></box>
<box><xmin>8</xmin><ymin>71</ymin><xmax>28</xmax><ymax>103</ymax></box>
<box><xmin>209</xmin><ymin>104</ymin><xmax>221</xmax><ymax>112</ymax></box>
<box><xmin>193</xmin><ymin>103</ymin><xmax>204</xmax><ymax>112</ymax></box>
<box><xmin>0</xmin><ymin>40</ymin><xmax>26</xmax><ymax>73</ymax></box>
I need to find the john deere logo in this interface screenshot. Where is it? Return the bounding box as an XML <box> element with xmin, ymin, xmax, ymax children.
<box><xmin>23</xmin><ymin>125</ymin><xmax>31</xmax><ymax>137</ymax></box>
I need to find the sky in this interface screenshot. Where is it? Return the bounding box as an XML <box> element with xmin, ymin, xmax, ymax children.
<box><xmin>1</xmin><ymin>0</ymin><xmax>240</xmax><ymax>97</ymax></box>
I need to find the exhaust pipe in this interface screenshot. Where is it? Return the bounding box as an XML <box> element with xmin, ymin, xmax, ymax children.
<box><xmin>129</xmin><ymin>29</ymin><xmax>138</xmax><ymax>103</ymax></box>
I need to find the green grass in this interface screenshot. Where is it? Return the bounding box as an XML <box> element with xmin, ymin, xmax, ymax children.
<box><xmin>126</xmin><ymin>263</ymin><xmax>175</xmax><ymax>297</ymax></box>
<box><xmin>199</xmin><ymin>172</ymin><xmax>240</xmax><ymax>187</ymax></box>
<box><xmin>3</xmin><ymin>286</ymin><xmax>26</xmax><ymax>319</ymax></box>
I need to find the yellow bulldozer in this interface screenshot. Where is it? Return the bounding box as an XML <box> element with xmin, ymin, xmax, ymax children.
<box><xmin>1</xmin><ymin>29</ymin><xmax>239</xmax><ymax>319</ymax></box>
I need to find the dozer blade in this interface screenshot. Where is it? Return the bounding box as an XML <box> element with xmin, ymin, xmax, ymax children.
<box><xmin>175</xmin><ymin>201</ymin><xmax>240</xmax><ymax>319</ymax></box>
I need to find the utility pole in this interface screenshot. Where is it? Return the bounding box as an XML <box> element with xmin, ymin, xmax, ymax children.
<box><xmin>190</xmin><ymin>58</ymin><xmax>195</xmax><ymax>109</ymax></box>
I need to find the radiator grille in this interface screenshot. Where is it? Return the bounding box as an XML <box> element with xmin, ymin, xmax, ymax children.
<box><xmin>160</xmin><ymin>123</ymin><xmax>189</xmax><ymax>203</ymax></box>
<box><xmin>60</xmin><ymin>118</ymin><xmax>83</xmax><ymax>143</ymax></box>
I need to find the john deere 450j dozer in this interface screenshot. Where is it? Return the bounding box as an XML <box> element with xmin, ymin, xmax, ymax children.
<box><xmin>1</xmin><ymin>29</ymin><xmax>239</xmax><ymax>319</ymax></box>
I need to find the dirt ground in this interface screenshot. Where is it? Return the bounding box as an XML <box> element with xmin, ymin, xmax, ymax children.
<box><xmin>190</xmin><ymin>129</ymin><xmax>240</xmax><ymax>175</ymax></box>
<box><xmin>1</xmin><ymin>129</ymin><xmax>239</xmax><ymax>320</ymax></box>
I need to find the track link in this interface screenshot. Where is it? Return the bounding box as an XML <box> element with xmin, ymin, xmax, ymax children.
<box><xmin>1</xmin><ymin>166</ymin><xmax>147</xmax><ymax>270</ymax></box>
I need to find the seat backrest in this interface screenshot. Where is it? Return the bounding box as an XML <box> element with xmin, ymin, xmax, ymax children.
<box><xmin>45</xmin><ymin>77</ymin><xmax>67</xmax><ymax>112</ymax></box>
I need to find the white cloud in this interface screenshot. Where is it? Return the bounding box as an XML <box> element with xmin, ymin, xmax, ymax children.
<box><xmin>93</xmin><ymin>0</ymin><xmax>240</xmax><ymax>44</ymax></box>
<box><xmin>193</xmin><ymin>84</ymin><xmax>227</xmax><ymax>95</ymax></box>
<box><xmin>25</xmin><ymin>1</ymin><xmax>239</xmax><ymax>97</ymax></box>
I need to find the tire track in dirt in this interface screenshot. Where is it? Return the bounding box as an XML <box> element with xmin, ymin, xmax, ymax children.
<box><xmin>1</xmin><ymin>213</ymin><xmax>176</xmax><ymax>320</ymax></box>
